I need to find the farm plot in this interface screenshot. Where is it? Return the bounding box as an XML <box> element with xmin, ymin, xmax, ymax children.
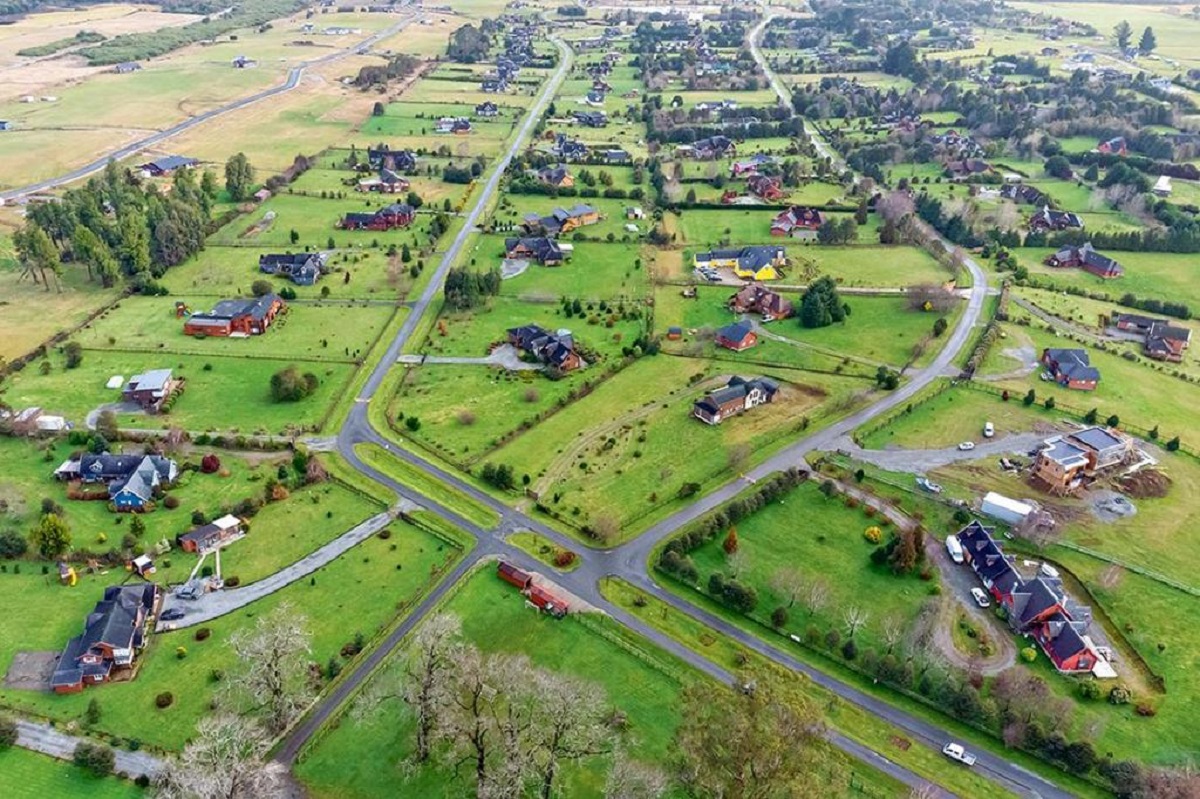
<box><xmin>1006</xmin><ymin>249</ymin><xmax>1200</xmax><ymax>312</ymax></box>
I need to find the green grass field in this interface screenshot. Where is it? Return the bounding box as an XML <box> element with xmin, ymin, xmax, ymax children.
<box><xmin>1007</xmin><ymin>249</ymin><xmax>1200</xmax><ymax>312</ymax></box>
<box><xmin>0</xmin><ymin>348</ymin><xmax>355</xmax><ymax>435</ymax></box>
<box><xmin>354</xmin><ymin>442</ymin><xmax>499</xmax><ymax>529</ymax></box>
<box><xmin>0</xmin><ymin>748</ymin><xmax>143</xmax><ymax>799</ymax></box>
<box><xmin>506</xmin><ymin>530</ymin><xmax>580</xmax><ymax>571</ymax></box>
<box><xmin>0</xmin><ymin>517</ymin><xmax>461</xmax><ymax>750</ymax></box>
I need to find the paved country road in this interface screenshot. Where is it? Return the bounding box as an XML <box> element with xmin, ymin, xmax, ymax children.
<box><xmin>16</xmin><ymin>719</ymin><xmax>164</xmax><ymax>779</ymax></box>
<box><xmin>0</xmin><ymin>8</ymin><xmax>420</xmax><ymax>201</ymax></box>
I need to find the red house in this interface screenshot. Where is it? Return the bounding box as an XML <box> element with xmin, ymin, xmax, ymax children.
<box><xmin>498</xmin><ymin>560</ymin><xmax>532</xmax><ymax>590</ymax></box>
<box><xmin>771</xmin><ymin>206</ymin><xmax>824</xmax><ymax>238</ymax></box>
<box><xmin>715</xmin><ymin>320</ymin><xmax>757</xmax><ymax>352</ymax></box>
<box><xmin>50</xmin><ymin>584</ymin><xmax>159</xmax><ymax>693</ymax></box>
<box><xmin>183</xmin><ymin>294</ymin><xmax>284</xmax><ymax>337</ymax></box>
<box><xmin>1096</xmin><ymin>136</ymin><xmax>1127</xmax><ymax>156</ymax></box>
<box><xmin>746</xmin><ymin>174</ymin><xmax>786</xmax><ymax>201</ymax></box>
<box><xmin>340</xmin><ymin>203</ymin><xmax>415</xmax><ymax>231</ymax></box>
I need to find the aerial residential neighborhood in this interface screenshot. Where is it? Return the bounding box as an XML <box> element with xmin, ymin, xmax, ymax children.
<box><xmin>0</xmin><ymin>0</ymin><xmax>1198</xmax><ymax>797</ymax></box>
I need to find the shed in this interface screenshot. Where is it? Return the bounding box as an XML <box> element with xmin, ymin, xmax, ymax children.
<box><xmin>981</xmin><ymin>491</ymin><xmax>1032</xmax><ymax>525</ymax></box>
<box><xmin>527</xmin><ymin>585</ymin><xmax>567</xmax><ymax>618</ymax></box>
<box><xmin>497</xmin><ymin>561</ymin><xmax>532</xmax><ymax>590</ymax></box>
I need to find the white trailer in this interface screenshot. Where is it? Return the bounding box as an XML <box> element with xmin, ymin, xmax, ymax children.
<box><xmin>981</xmin><ymin>491</ymin><xmax>1032</xmax><ymax>525</ymax></box>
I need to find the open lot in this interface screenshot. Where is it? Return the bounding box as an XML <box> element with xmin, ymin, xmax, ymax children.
<box><xmin>0</xmin><ymin>747</ymin><xmax>143</xmax><ymax>799</ymax></box>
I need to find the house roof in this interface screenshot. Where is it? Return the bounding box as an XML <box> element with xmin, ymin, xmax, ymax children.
<box><xmin>1039</xmin><ymin>437</ymin><xmax>1089</xmax><ymax>469</ymax></box>
<box><xmin>1069</xmin><ymin>426</ymin><xmax>1125</xmax><ymax>453</ymax></box>
<box><xmin>202</xmin><ymin>294</ymin><xmax>281</xmax><ymax>322</ymax></box>
<box><xmin>1044</xmin><ymin>348</ymin><xmax>1099</xmax><ymax>382</ymax></box>
<box><xmin>1013</xmin><ymin>576</ymin><xmax>1064</xmax><ymax>627</ymax></box>
<box><xmin>125</xmin><ymin>368</ymin><xmax>173</xmax><ymax>394</ymax></box>
<box><xmin>1045</xmin><ymin>620</ymin><xmax>1090</xmax><ymax>663</ymax></box>
<box><xmin>143</xmin><ymin>155</ymin><xmax>197</xmax><ymax>172</ymax></box>
<box><xmin>78</xmin><ymin>452</ymin><xmax>176</xmax><ymax>483</ymax></box>
<box><xmin>716</xmin><ymin>320</ymin><xmax>755</xmax><ymax>344</ymax></box>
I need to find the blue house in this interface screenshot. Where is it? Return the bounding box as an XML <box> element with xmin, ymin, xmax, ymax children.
<box><xmin>56</xmin><ymin>452</ymin><xmax>178</xmax><ymax>512</ymax></box>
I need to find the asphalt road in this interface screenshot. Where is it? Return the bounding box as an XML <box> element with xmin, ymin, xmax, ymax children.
<box><xmin>0</xmin><ymin>10</ymin><xmax>419</xmax><ymax>201</ymax></box>
<box><xmin>272</xmin><ymin>17</ymin><xmax>1081</xmax><ymax>799</ymax></box>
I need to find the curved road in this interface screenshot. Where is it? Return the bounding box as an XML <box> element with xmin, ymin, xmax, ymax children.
<box><xmin>0</xmin><ymin>9</ymin><xmax>420</xmax><ymax>201</ymax></box>
<box><xmin>9</xmin><ymin>11</ymin><xmax>1070</xmax><ymax>798</ymax></box>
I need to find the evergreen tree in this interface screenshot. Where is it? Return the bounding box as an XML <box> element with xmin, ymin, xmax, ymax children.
<box><xmin>1113</xmin><ymin>20</ymin><xmax>1132</xmax><ymax>50</ymax></box>
<box><xmin>1138</xmin><ymin>26</ymin><xmax>1156</xmax><ymax>54</ymax></box>
<box><xmin>224</xmin><ymin>152</ymin><xmax>255</xmax><ymax>201</ymax></box>
<box><xmin>798</xmin><ymin>276</ymin><xmax>845</xmax><ymax>329</ymax></box>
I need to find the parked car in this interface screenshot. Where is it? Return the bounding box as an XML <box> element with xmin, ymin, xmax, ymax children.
<box><xmin>970</xmin><ymin>587</ymin><xmax>991</xmax><ymax>608</ymax></box>
<box><xmin>945</xmin><ymin>534</ymin><xmax>964</xmax><ymax>564</ymax></box>
<box><xmin>916</xmin><ymin>476</ymin><xmax>943</xmax><ymax>493</ymax></box>
<box><xmin>160</xmin><ymin>607</ymin><xmax>186</xmax><ymax>621</ymax></box>
<box><xmin>957</xmin><ymin>441</ymin><xmax>975</xmax><ymax>451</ymax></box>
<box><xmin>983</xmin><ymin>422</ymin><xmax>994</xmax><ymax>438</ymax></box>
<box><xmin>942</xmin><ymin>742</ymin><xmax>977</xmax><ymax>766</ymax></box>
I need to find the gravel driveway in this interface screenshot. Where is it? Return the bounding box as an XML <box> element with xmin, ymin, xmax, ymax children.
<box><xmin>836</xmin><ymin>433</ymin><xmax>1047</xmax><ymax>474</ymax></box>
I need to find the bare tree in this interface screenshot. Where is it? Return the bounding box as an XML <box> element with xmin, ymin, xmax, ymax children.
<box><xmin>725</xmin><ymin>548</ymin><xmax>748</xmax><ymax>578</ymax></box>
<box><xmin>225</xmin><ymin>603</ymin><xmax>314</xmax><ymax>734</ymax></box>
<box><xmin>591</xmin><ymin>514</ymin><xmax>621</xmax><ymax>546</ymax></box>
<box><xmin>843</xmin><ymin>606</ymin><xmax>869</xmax><ymax>639</ymax></box>
<box><xmin>768</xmin><ymin>567</ymin><xmax>804</xmax><ymax>608</ymax></box>
<box><xmin>727</xmin><ymin>443</ymin><xmax>751</xmax><ymax>472</ymax></box>
<box><xmin>530</xmin><ymin>668</ymin><xmax>614</xmax><ymax>799</ymax></box>
<box><xmin>906</xmin><ymin>784</ymin><xmax>942</xmax><ymax>799</ymax></box>
<box><xmin>155</xmin><ymin>714</ymin><xmax>273</xmax><ymax>799</ymax></box>
<box><xmin>804</xmin><ymin>577</ymin><xmax>831</xmax><ymax>617</ymax></box>
<box><xmin>876</xmin><ymin>190</ymin><xmax>915</xmax><ymax>223</ymax></box>
<box><xmin>605</xmin><ymin>750</ymin><xmax>669</xmax><ymax>799</ymax></box>
<box><xmin>881</xmin><ymin>614</ymin><xmax>904</xmax><ymax>654</ymax></box>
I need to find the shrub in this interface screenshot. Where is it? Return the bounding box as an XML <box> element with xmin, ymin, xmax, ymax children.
<box><xmin>0</xmin><ymin>531</ymin><xmax>28</xmax><ymax>559</ymax></box>
<box><xmin>1134</xmin><ymin>703</ymin><xmax>1156</xmax><ymax>717</ymax></box>
<box><xmin>1108</xmin><ymin>684</ymin><xmax>1132</xmax><ymax>705</ymax></box>
<box><xmin>155</xmin><ymin>692</ymin><xmax>174</xmax><ymax>708</ymax></box>
<box><xmin>224</xmin><ymin>576</ymin><xmax>240</xmax><ymax>587</ymax></box>
<box><xmin>841</xmin><ymin>638</ymin><xmax>858</xmax><ymax>660</ymax></box>
<box><xmin>269</xmin><ymin>365</ymin><xmax>319</xmax><ymax>402</ymax></box>
<box><xmin>175</xmin><ymin>646</ymin><xmax>187</xmax><ymax>659</ymax></box>
<box><xmin>163</xmin><ymin>495</ymin><xmax>180</xmax><ymax>510</ymax></box>
<box><xmin>0</xmin><ymin>715</ymin><xmax>17</xmax><ymax>748</ymax></box>
<box><xmin>553</xmin><ymin>550</ymin><xmax>576</xmax><ymax>568</ymax></box>
<box><xmin>73</xmin><ymin>742</ymin><xmax>114</xmax><ymax>776</ymax></box>
<box><xmin>200</xmin><ymin>454</ymin><xmax>221</xmax><ymax>473</ymax></box>
<box><xmin>1020</xmin><ymin>646</ymin><xmax>1038</xmax><ymax>662</ymax></box>
<box><xmin>771</xmin><ymin>606</ymin><xmax>789</xmax><ymax>629</ymax></box>
<box><xmin>863</xmin><ymin>526</ymin><xmax>882</xmax><ymax>544</ymax></box>
<box><xmin>194</xmin><ymin>627</ymin><xmax>211</xmax><ymax>642</ymax></box>
<box><xmin>1078</xmin><ymin>679</ymin><xmax>1101</xmax><ymax>701</ymax></box>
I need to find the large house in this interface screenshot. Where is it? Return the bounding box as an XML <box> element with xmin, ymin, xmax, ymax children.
<box><xmin>340</xmin><ymin>203</ymin><xmax>415</xmax><ymax>231</ymax></box>
<box><xmin>1041</xmin><ymin>348</ymin><xmax>1099</xmax><ymax>390</ymax></box>
<box><xmin>178</xmin><ymin>514</ymin><xmax>245</xmax><ymax>553</ymax></box>
<box><xmin>694</xmin><ymin>246</ymin><xmax>787</xmax><ymax>281</ymax></box>
<box><xmin>259</xmin><ymin>252</ymin><xmax>326</xmax><ymax>286</ymax></box>
<box><xmin>1028</xmin><ymin>205</ymin><xmax>1084</xmax><ymax>232</ymax></box>
<box><xmin>692</xmin><ymin>376</ymin><xmax>778</xmax><ymax>425</ymax></box>
<box><xmin>730</xmin><ymin>154</ymin><xmax>775</xmax><ymax>177</ymax></box>
<box><xmin>770</xmin><ymin>206</ymin><xmax>823</xmax><ymax>238</ymax></box>
<box><xmin>475</xmin><ymin>101</ymin><xmax>499</xmax><ymax>117</ymax></box>
<box><xmin>746</xmin><ymin>174</ymin><xmax>785</xmax><ymax>201</ymax></box>
<box><xmin>356</xmin><ymin>168</ymin><xmax>409</xmax><ymax>194</ymax></box>
<box><xmin>183</xmin><ymin>294</ymin><xmax>284</xmax><ymax>337</ymax></box>
<box><xmin>1044</xmin><ymin>243</ymin><xmax>1123</xmax><ymax>279</ymax></box>
<box><xmin>50</xmin><ymin>584</ymin><xmax>160</xmax><ymax>693</ymax></box>
<box><xmin>57</xmin><ymin>452</ymin><xmax>178</xmax><ymax>511</ymax></box>
<box><xmin>715</xmin><ymin>320</ymin><xmax>757</xmax><ymax>352</ymax></box>
<box><xmin>601</xmin><ymin>148</ymin><xmax>631</xmax><ymax>165</ymax></box>
<box><xmin>504</xmin><ymin>237</ymin><xmax>565</xmax><ymax>265</ymax></box>
<box><xmin>522</xmin><ymin>204</ymin><xmax>600</xmax><ymax>236</ymax></box>
<box><xmin>1000</xmin><ymin>183</ymin><xmax>1046</xmax><ymax>205</ymax></box>
<box><xmin>434</xmin><ymin>117</ymin><xmax>472</xmax><ymax>134</ymax></box>
<box><xmin>140</xmin><ymin>155</ymin><xmax>198</xmax><ymax>176</ymax></box>
<box><xmin>535</xmin><ymin>165</ymin><xmax>574</xmax><ymax>188</ymax></box>
<box><xmin>553</xmin><ymin>134</ymin><xmax>589</xmax><ymax>161</ymax></box>
<box><xmin>945</xmin><ymin>159</ymin><xmax>990</xmax><ymax>180</ymax></box>
<box><xmin>676</xmin><ymin>136</ymin><xmax>735</xmax><ymax>160</ymax></box>
<box><xmin>956</xmin><ymin>522</ymin><xmax>1107</xmax><ymax>675</ymax></box>
<box><xmin>506</xmin><ymin>325</ymin><xmax>582</xmax><ymax>371</ymax></box>
<box><xmin>122</xmin><ymin>369</ymin><xmax>180</xmax><ymax>412</ymax></box>
<box><xmin>366</xmin><ymin>147</ymin><xmax>416</xmax><ymax>172</ymax></box>
<box><xmin>1032</xmin><ymin>426</ymin><xmax>1132</xmax><ymax>493</ymax></box>
<box><xmin>573</xmin><ymin>110</ymin><xmax>608</xmax><ymax>128</ymax></box>
<box><xmin>1096</xmin><ymin>136</ymin><xmax>1127</xmax><ymax>156</ymax></box>
<box><xmin>729</xmin><ymin>284</ymin><xmax>792</xmax><ymax>321</ymax></box>
<box><xmin>1112</xmin><ymin>313</ymin><xmax>1192</xmax><ymax>362</ymax></box>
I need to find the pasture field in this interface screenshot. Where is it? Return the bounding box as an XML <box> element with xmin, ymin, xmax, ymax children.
<box><xmin>0</xmin><ymin>748</ymin><xmax>143</xmax><ymax>799</ymax></box>
<box><xmin>1006</xmin><ymin>249</ymin><xmax>1200</xmax><ymax>311</ymax></box>
<box><xmin>75</xmin><ymin>296</ymin><xmax>394</xmax><ymax>363</ymax></box>
<box><xmin>0</xmin><ymin>518</ymin><xmax>461</xmax><ymax>750</ymax></box>
<box><xmin>353</xmin><ymin>442</ymin><xmax>500</xmax><ymax>529</ymax></box>
<box><xmin>0</xmin><ymin>348</ymin><xmax>355</xmax><ymax>434</ymax></box>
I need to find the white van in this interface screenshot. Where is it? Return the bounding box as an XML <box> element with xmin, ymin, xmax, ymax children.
<box><xmin>984</xmin><ymin>422</ymin><xmax>994</xmax><ymax>438</ymax></box>
<box><xmin>945</xmin><ymin>535</ymin><xmax>964</xmax><ymax>564</ymax></box>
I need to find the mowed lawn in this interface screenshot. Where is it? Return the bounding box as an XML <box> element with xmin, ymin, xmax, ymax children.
<box><xmin>1007</xmin><ymin>249</ymin><xmax>1200</xmax><ymax>312</ymax></box>
<box><xmin>0</xmin><ymin>520</ymin><xmax>461</xmax><ymax>750</ymax></box>
<box><xmin>778</xmin><ymin>295</ymin><xmax>954</xmax><ymax>369</ymax></box>
<box><xmin>464</xmin><ymin>235</ymin><xmax>649</xmax><ymax>301</ymax></box>
<box><xmin>0</xmin><ymin>348</ymin><xmax>355</xmax><ymax>434</ymax></box>
<box><xmin>75</xmin><ymin>296</ymin><xmax>395</xmax><ymax>363</ymax></box>
<box><xmin>0</xmin><ymin>748</ymin><xmax>143</xmax><ymax>799</ymax></box>
<box><xmin>493</xmin><ymin>357</ymin><xmax>867</xmax><ymax>538</ymax></box>
<box><xmin>296</xmin><ymin>567</ymin><xmax>688</xmax><ymax>799</ymax></box>
<box><xmin>683</xmin><ymin>480</ymin><xmax>938</xmax><ymax>658</ymax></box>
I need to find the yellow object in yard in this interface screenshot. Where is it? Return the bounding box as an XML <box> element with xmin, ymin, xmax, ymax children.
<box><xmin>67</xmin><ymin>567</ymin><xmax>77</xmax><ymax>586</ymax></box>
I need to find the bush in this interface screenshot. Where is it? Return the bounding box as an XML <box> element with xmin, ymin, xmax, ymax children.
<box><xmin>269</xmin><ymin>365</ymin><xmax>319</xmax><ymax>402</ymax></box>
<box><xmin>194</xmin><ymin>627</ymin><xmax>211</xmax><ymax>642</ymax></box>
<box><xmin>200</xmin><ymin>454</ymin><xmax>221</xmax><ymax>473</ymax></box>
<box><xmin>0</xmin><ymin>531</ymin><xmax>28</xmax><ymax>559</ymax></box>
<box><xmin>771</xmin><ymin>606</ymin><xmax>789</xmax><ymax>629</ymax></box>
<box><xmin>73</xmin><ymin>742</ymin><xmax>115</xmax><ymax>776</ymax></box>
<box><xmin>1134</xmin><ymin>702</ymin><xmax>1156</xmax><ymax>717</ymax></box>
<box><xmin>1020</xmin><ymin>646</ymin><xmax>1038</xmax><ymax>662</ymax></box>
<box><xmin>1108</xmin><ymin>684</ymin><xmax>1132</xmax><ymax>705</ymax></box>
<box><xmin>553</xmin><ymin>550</ymin><xmax>576</xmax><ymax>568</ymax></box>
<box><xmin>841</xmin><ymin>638</ymin><xmax>858</xmax><ymax>660</ymax></box>
<box><xmin>163</xmin><ymin>495</ymin><xmax>180</xmax><ymax>510</ymax></box>
<box><xmin>175</xmin><ymin>646</ymin><xmax>187</xmax><ymax>659</ymax></box>
<box><xmin>863</xmin><ymin>526</ymin><xmax>882</xmax><ymax>544</ymax></box>
<box><xmin>1078</xmin><ymin>679</ymin><xmax>1101</xmax><ymax>701</ymax></box>
<box><xmin>0</xmin><ymin>715</ymin><xmax>17</xmax><ymax>748</ymax></box>
<box><xmin>155</xmin><ymin>692</ymin><xmax>174</xmax><ymax>709</ymax></box>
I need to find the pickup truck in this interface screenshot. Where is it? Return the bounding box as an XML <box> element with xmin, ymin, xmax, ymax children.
<box><xmin>942</xmin><ymin>742</ymin><xmax>977</xmax><ymax>766</ymax></box>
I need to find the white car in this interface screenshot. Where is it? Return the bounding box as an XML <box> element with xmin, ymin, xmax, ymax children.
<box><xmin>983</xmin><ymin>422</ymin><xmax>994</xmax><ymax>438</ymax></box>
<box><xmin>970</xmin><ymin>587</ymin><xmax>991</xmax><ymax>608</ymax></box>
<box><xmin>957</xmin><ymin>441</ymin><xmax>975</xmax><ymax>451</ymax></box>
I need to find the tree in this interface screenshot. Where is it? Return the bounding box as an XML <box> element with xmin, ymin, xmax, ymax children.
<box><xmin>771</xmin><ymin>606</ymin><xmax>789</xmax><ymax>629</ymax></box>
<box><xmin>200</xmin><ymin>169</ymin><xmax>219</xmax><ymax>198</ymax></box>
<box><xmin>1023</xmin><ymin>389</ymin><xmax>1036</xmax><ymax>406</ymax></box>
<box><xmin>1106</xmin><ymin>414</ymin><xmax>1120</xmax><ymax>428</ymax></box>
<box><xmin>33</xmin><ymin>513</ymin><xmax>71</xmax><ymax>559</ymax></box>
<box><xmin>932</xmin><ymin>317</ymin><xmax>948</xmax><ymax>337</ymax></box>
<box><xmin>843</xmin><ymin>606</ymin><xmax>869</xmax><ymax>638</ymax></box>
<box><xmin>95</xmin><ymin>410</ymin><xmax>119</xmax><ymax>441</ymax></box>
<box><xmin>224</xmin><ymin>603</ymin><xmax>314</xmax><ymax>733</ymax></box>
<box><xmin>269</xmin><ymin>366</ymin><xmax>319</xmax><ymax>402</ymax></box>
<box><xmin>251</xmin><ymin>279</ymin><xmax>273</xmax><ymax>297</ymax></box>
<box><xmin>798</xmin><ymin>276</ymin><xmax>845</xmax><ymax>329</ymax></box>
<box><xmin>14</xmin><ymin>224</ymin><xmax>61</xmax><ymax>291</ymax></box>
<box><xmin>723</xmin><ymin>527</ymin><xmax>739</xmax><ymax>555</ymax></box>
<box><xmin>1044</xmin><ymin>156</ymin><xmax>1073</xmax><ymax>180</ymax></box>
<box><xmin>769</xmin><ymin>567</ymin><xmax>803</xmax><ymax>608</ymax></box>
<box><xmin>71</xmin><ymin>226</ymin><xmax>119</xmax><ymax>288</ymax></box>
<box><xmin>0</xmin><ymin>715</ymin><xmax>18</xmax><ymax>748</ymax></box>
<box><xmin>674</xmin><ymin>672</ymin><xmax>821</xmax><ymax>799</ymax></box>
<box><xmin>63</xmin><ymin>341</ymin><xmax>83</xmax><ymax>369</ymax></box>
<box><xmin>73</xmin><ymin>741</ymin><xmax>115</xmax><ymax>777</ymax></box>
<box><xmin>604</xmin><ymin>750</ymin><xmax>668</xmax><ymax>799</ymax></box>
<box><xmin>154</xmin><ymin>714</ymin><xmax>277</xmax><ymax>799</ymax></box>
<box><xmin>1114</xmin><ymin>20</ymin><xmax>1133</xmax><ymax>50</ymax></box>
<box><xmin>129</xmin><ymin>514</ymin><xmax>146</xmax><ymax>539</ymax></box>
<box><xmin>224</xmin><ymin>152</ymin><xmax>255</xmax><ymax>201</ymax></box>
<box><xmin>1166</xmin><ymin>436</ymin><xmax>1181</xmax><ymax>452</ymax></box>
<box><xmin>1138</xmin><ymin>26</ymin><xmax>1156</xmax><ymax>54</ymax></box>
<box><xmin>530</xmin><ymin>667</ymin><xmax>614</xmax><ymax>799</ymax></box>
<box><xmin>399</xmin><ymin>613</ymin><xmax>462</xmax><ymax>764</ymax></box>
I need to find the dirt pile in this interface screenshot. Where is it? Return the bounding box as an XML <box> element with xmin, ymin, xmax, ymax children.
<box><xmin>1120</xmin><ymin>469</ymin><xmax>1171</xmax><ymax>499</ymax></box>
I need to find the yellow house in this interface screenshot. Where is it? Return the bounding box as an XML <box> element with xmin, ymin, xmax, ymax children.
<box><xmin>694</xmin><ymin>246</ymin><xmax>786</xmax><ymax>281</ymax></box>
